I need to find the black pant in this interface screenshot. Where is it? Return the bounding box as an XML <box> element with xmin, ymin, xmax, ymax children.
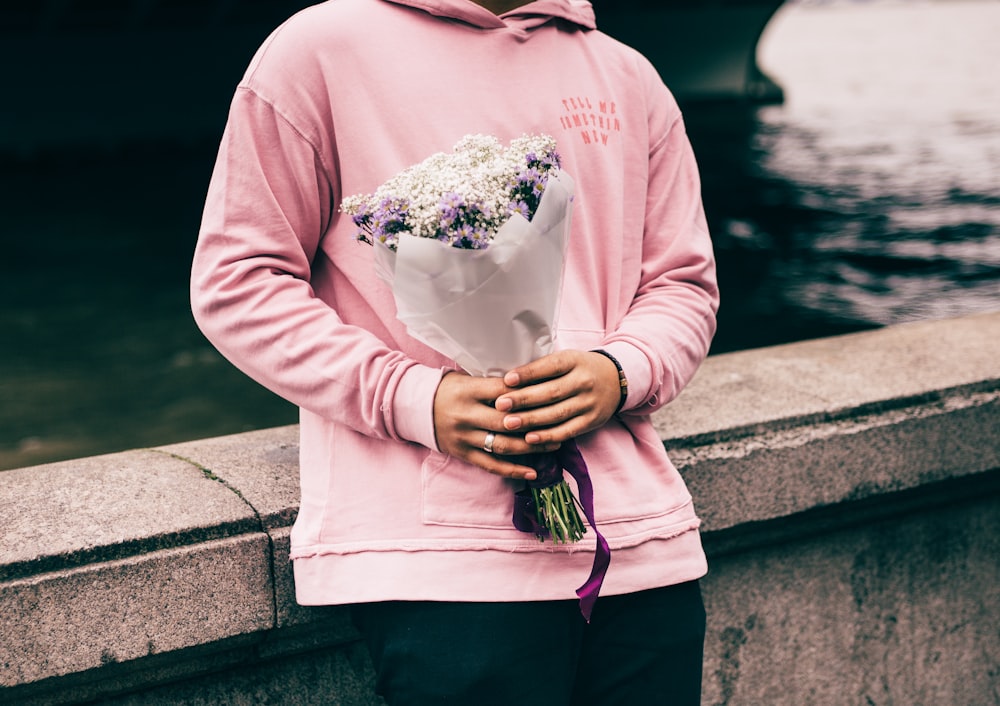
<box><xmin>350</xmin><ymin>580</ymin><xmax>706</xmax><ymax>706</ymax></box>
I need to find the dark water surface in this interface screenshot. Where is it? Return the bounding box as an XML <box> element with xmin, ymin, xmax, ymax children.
<box><xmin>2</xmin><ymin>0</ymin><xmax>998</xmax><ymax>470</ymax></box>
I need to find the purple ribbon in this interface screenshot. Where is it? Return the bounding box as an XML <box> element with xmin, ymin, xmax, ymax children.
<box><xmin>511</xmin><ymin>441</ymin><xmax>611</xmax><ymax>622</ymax></box>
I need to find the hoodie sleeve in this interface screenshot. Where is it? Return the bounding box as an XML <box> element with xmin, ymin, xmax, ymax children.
<box><xmin>604</xmin><ymin>64</ymin><xmax>720</xmax><ymax>415</ymax></box>
<box><xmin>190</xmin><ymin>87</ymin><xmax>443</xmax><ymax>449</ymax></box>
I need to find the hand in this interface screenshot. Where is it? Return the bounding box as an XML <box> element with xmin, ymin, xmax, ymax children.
<box><xmin>496</xmin><ymin>350</ymin><xmax>622</xmax><ymax>445</ymax></box>
<box><xmin>432</xmin><ymin>371</ymin><xmax>561</xmax><ymax>480</ymax></box>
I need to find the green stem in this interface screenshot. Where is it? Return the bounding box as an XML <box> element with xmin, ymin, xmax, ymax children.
<box><xmin>530</xmin><ymin>481</ymin><xmax>587</xmax><ymax>543</ymax></box>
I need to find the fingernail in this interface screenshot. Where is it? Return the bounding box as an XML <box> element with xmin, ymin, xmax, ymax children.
<box><xmin>504</xmin><ymin>372</ymin><xmax>520</xmax><ymax>386</ymax></box>
<box><xmin>525</xmin><ymin>432</ymin><xmax>541</xmax><ymax>444</ymax></box>
<box><xmin>495</xmin><ymin>397</ymin><xmax>512</xmax><ymax>412</ymax></box>
<box><xmin>503</xmin><ymin>416</ymin><xmax>521</xmax><ymax>430</ymax></box>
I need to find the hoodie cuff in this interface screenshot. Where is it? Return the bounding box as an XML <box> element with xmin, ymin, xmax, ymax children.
<box><xmin>392</xmin><ymin>364</ymin><xmax>447</xmax><ymax>452</ymax></box>
<box><xmin>601</xmin><ymin>341</ymin><xmax>653</xmax><ymax>412</ymax></box>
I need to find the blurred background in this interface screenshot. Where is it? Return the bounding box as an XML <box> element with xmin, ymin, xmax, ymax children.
<box><xmin>1</xmin><ymin>0</ymin><xmax>998</xmax><ymax>470</ymax></box>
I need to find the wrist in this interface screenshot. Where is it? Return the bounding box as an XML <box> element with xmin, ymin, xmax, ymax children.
<box><xmin>590</xmin><ymin>349</ymin><xmax>628</xmax><ymax>414</ymax></box>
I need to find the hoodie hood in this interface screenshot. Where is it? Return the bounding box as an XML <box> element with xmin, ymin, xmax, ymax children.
<box><xmin>382</xmin><ymin>0</ymin><xmax>596</xmax><ymax>33</ymax></box>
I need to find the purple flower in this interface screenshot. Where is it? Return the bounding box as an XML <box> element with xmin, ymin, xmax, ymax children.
<box><xmin>361</xmin><ymin>196</ymin><xmax>410</xmax><ymax>247</ymax></box>
<box><xmin>518</xmin><ymin>167</ymin><xmax>541</xmax><ymax>185</ymax></box>
<box><xmin>440</xmin><ymin>192</ymin><xmax>464</xmax><ymax>210</ymax></box>
<box><xmin>470</xmin><ymin>227</ymin><xmax>490</xmax><ymax>248</ymax></box>
<box><xmin>375</xmin><ymin>231</ymin><xmax>398</xmax><ymax>249</ymax></box>
<box><xmin>508</xmin><ymin>200</ymin><xmax>531</xmax><ymax>219</ymax></box>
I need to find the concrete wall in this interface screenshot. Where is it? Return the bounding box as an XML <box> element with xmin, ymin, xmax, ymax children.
<box><xmin>2</xmin><ymin>311</ymin><xmax>998</xmax><ymax>705</ymax></box>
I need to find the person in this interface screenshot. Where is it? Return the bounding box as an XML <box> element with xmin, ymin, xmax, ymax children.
<box><xmin>191</xmin><ymin>0</ymin><xmax>720</xmax><ymax>703</ymax></box>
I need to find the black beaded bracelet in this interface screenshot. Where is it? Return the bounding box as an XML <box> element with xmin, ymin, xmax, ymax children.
<box><xmin>591</xmin><ymin>349</ymin><xmax>628</xmax><ymax>413</ymax></box>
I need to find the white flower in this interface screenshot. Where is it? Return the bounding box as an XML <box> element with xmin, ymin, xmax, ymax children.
<box><xmin>341</xmin><ymin>134</ymin><xmax>561</xmax><ymax>250</ymax></box>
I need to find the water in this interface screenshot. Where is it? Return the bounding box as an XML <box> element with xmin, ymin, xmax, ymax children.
<box><xmin>702</xmin><ymin>0</ymin><xmax>1000</xmax><ymax>351</ymax></box>
<box><xmin>1</xmin><ymin>0</ymin><xmax>998</xmax><ymax>470</ymax></box>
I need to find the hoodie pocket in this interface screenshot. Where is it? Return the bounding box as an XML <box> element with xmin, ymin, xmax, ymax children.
<box><xmin>421</xmin><ymin>451</ymin><xmax>518</xmax><ymax>530</ymax></box>
<box><xmin>581</xmin><ymin>419</ymin><xmax>694</xmax><ymax>525</ymax></box>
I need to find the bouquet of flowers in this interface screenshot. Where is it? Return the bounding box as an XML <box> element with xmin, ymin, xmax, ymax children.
<box><xmin>342</xmin><ymin>134</ymin><xmax>610</xmax><ymax>619</ymax></box>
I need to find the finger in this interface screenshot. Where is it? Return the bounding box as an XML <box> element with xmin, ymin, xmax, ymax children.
<box><xmin>469</xmin><ymin>451</ymin><xmax>538</xmax><ymax>481</ymax></box>
<box><xmin>522</xmin><ymin>418</ymin><xmax>600</xmax><ymax>446</ymax></box>
<box><xmin>515</xmin><ymin>402</ymin><xmax>606</xmax><ymax>444</ymax></box>
<box><xmin>502</xmin><ymin>396</ymin><xmax>582</xmax><ymax>431</ymax></box>
<box><xmin>466</xmin><ymin>375</ymin><xmax>515</xmax><ymax>405</ymax></box>
<box><xmin>468</xmin><ymin>429</ymin><xmax>560</xmax><ymax>457</ymax></box>
<box><xmin>503</xmin><ymin>351</ymin><xmax>575</xmax><ymax>388</ymax></box>
<box><xmin>496</xmin><ymin>374</ymin><xmax>580</xmax><ymax>414</ymax></box>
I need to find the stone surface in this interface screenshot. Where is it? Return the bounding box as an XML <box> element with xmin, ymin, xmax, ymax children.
<box><xmin>266</xmin><ymin>526</ymin><xmax>349</xmax><ymax>631</ymax></box>
<box><xmin>0</xmin><ymin>534</ymin><xmax>273</xmax><ymax>688</ymax></box>
<box><xmin>0</xmin><ymin>449</ymin><xmax>258</xmax><ymax>581</ymax></box>
<box><xmin>657</xmin><ymin>311</ymin><xmax>1000</xmax><ymax>443</ymax></box>
<box><xmin>100</xmin><ymin>639</ymin><xmax>383</xmax><ymax>706</ymax></box>
<box><xmin>159</xmin><ymin>426</ymin><xmax>300</xmax><ymax>530</ymax></box>
<box><xmin>701</xmin><ymin>492</ymin><xmax>1000</xmax><ymax>705</ymax></box>
<box><xmin>678</xmin><ymin>389</ymin><xmax>1000</xmax><ymax>533</ymax></box>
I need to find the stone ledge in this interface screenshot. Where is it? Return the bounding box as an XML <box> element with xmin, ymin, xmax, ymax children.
<box><xmin>1</xmin><ymin>535</ymin><xmax>273</xmax><ymax>688</ymax></box>
<box><xmin>0</xmin><ymin>450</ymin><xmax>260</xmax><ymax>583</ymax></box>
<box><xmin>3</xmin><ymin>611</ymin><xmax>366</xmax><ymax>706</ymax></box>
<box><xmin>678</xmin><ymin>387</ymin><xmax>1000</xmax><ymax>533</ymax></box>
<box><xmin>657</xmin><ymin>310</ymin><xmax>1000</xmax><ymax>443</ymax></box>
<box><xmin>1</xmin><ymin>311</ymin><xmax>998</xmax><ymax>701</ymax></box>
<box><xmin>159</xmin><ymin>427</ymin><xmax>301</xmax><ymax>532</ymax></box>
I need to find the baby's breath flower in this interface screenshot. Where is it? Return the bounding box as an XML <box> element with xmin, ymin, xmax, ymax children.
<box><xmin>340</xmin><ymin>134</ymin><xmax>562</xmax><ymax>251</ymax></box>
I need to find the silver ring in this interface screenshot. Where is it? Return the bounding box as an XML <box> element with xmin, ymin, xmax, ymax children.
<box><xmin>483</xmin><ymin>432</ymin><xmax>496</xmax><ymax>454</ymax></box>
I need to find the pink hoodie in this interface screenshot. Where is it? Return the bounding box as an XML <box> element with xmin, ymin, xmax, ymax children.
<box><xmin>191</xmin><ymin>0</ymin><xmax>719</xmax><ymax>605</ymax></box>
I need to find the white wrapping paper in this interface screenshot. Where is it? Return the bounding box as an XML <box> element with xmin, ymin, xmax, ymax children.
<box><xmin>373</xmin><ymin>171</ymin><xmax>575</xmax><ymax>377</ymax></box>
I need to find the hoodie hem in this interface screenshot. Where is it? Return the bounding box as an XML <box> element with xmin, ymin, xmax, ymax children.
<box><xmin>293</xmin><ymin>525</ymin><xmax>707</xmax><ymax>605</ymax></box>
